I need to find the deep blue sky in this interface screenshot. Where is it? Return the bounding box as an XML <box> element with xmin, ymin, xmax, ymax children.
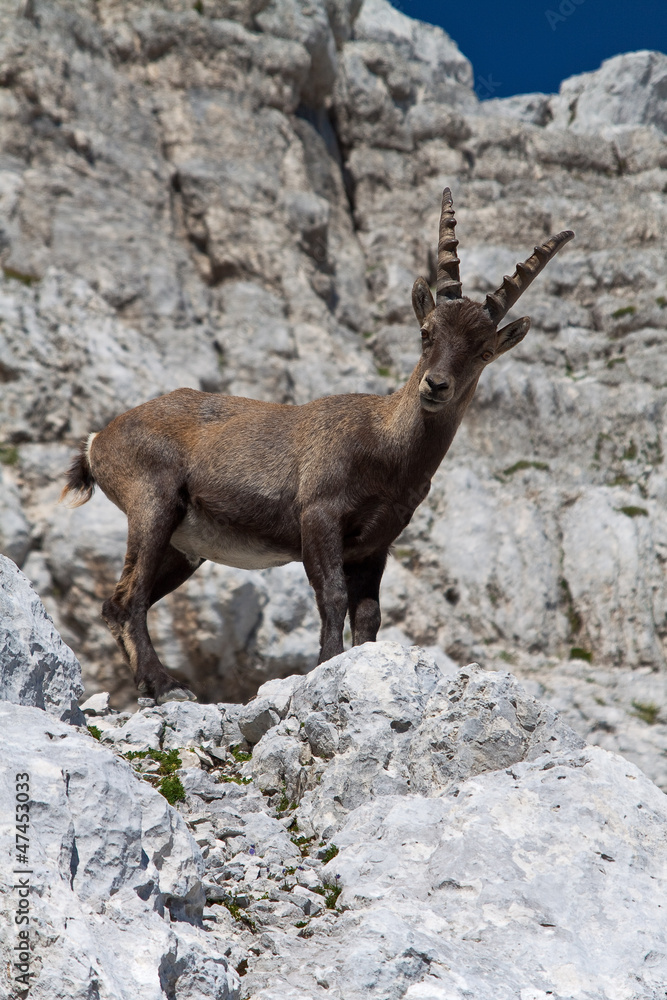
<box><xmin>393</xmin><ymin>0</ymin><xmax>667</xmax><ymax>98</ymax></box>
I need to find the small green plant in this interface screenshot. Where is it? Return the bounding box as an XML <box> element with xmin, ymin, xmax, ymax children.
<box><xmin>159</xmin><ymin>773</ymin><xmax>186</xmax><ymax>805</ymax></box>
<box><xmin>0</xmin><ymin>445</ymin><xmax>18</xmax><ymax>465</ymax></box>
<box><xmin>376</xmin><ymin>365</ymin><xmax>391</xmax><ymax>377</ymax></box>
<box><xmin>295</xmin><ymin>920</ymin><xmax>309</xmax><ymax>928</ymax></box>
<box><xmin>125</xmin><ymin>748</ymin><xmax>182</xmax><ymax>772</ymax></box>
<box><xmin>656</xmin><ymin>296</ymin><xmax>666</xmax><ymax>308</ymax></box>
<box><xmin>611</xmin><ymin>305</ymin><xmax>636</xmax><ymax>319</ymax></box>
<box><xmin>220</xmin><ymin>897</ymin><xmax>256</xmax><ymax>932</ymax></box>
<box><xmin>291</xmin><ymin>834</ymin><xmax>315</xmax><ymax>857</ymax></box>
<box><xmin>606</xmin><ymin>357</ymin><xmax>626</xmax><ymax>369</ymax></box>
<box><xmin>325</xmin><ymin>884</ymin><xmax>342</xmax><ymax>909</ymax></box>
<box><xmin>497</xmin><ymin>651</ymin><xmax>516</xmax><ymax>665</ymax></box>
<box><xmin>569</xmin><ymin>647</ymin><xmax>592</xmax><ymax>663</ymax></box>
<box><xmin>622</xmin><ymin>440</ymin><xmax>638</xmax><ymax>461</ymax></box>
<box><xmin>220</xmin><ymin>774</ymin><xmax>252</xmax><ymax>785</ymax></box>
<box><xmin>617</xmin><ymin>506</ymin><xmax>648</xmax><ymax>518</ymax></box>
<box><xmin>87</xmin><ymin>725</ymin><xmax>102</xmax><ymax>740</ymax></box>
<box><xmin>321</xmin><ymin>844</ymin><xmax>339</xmax><ymax>864</ymax></box>
<box><xmin>502</xmin><ymin>460</ymin><xmax>549</xmax><ymax>477</ymax></box>
<box><xmin>229</xmin><ymin>744</ymin><xmax>252</xmax><ymax>763</ymax></box>
<box><xmin>631</xmin><ymin>700</ymin><xmax>660</xmax><ymax>725</ymax></box>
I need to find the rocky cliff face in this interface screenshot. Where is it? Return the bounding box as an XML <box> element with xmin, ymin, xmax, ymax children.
<box><xmin>1</xmin><ymin>1</ymin><xmax>666</xmax><ymax>769</ymax></box>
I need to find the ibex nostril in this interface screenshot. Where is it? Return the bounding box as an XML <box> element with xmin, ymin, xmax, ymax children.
<box><xmin>425</xmin><ymin>376</ymin><xmax>449</xmax><ymax>392</ymax></box>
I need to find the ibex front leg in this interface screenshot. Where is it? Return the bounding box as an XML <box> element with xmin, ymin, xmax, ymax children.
<box><xmin>301</xmin><ymin>506</ymin><xmax>348</xmax><ymax>664</ymax></box>
<box><xmin>344</xmin><ymin>550</ymin><xmax>387</xmax><ymax>646</ymax></box>
<box><xmin>102</xmin><ymin>502</ymin><xmax>196</xmax><ymax>703</ymax></box>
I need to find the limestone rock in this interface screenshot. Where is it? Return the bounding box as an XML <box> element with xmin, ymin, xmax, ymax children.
<box><xmin>251</xmin><ymin>643</ymin><xmax>584</xmax><ymax>838</ymax></box>
<box><xmin>248</xmin><ymin>747</ymin><xmax>667</xmax><ymax>998</ymax></box>
<box><xmin>0</xmin><ymin>467</ymin><xmax>31</xmax><ymax>567</ymax></box>
<box><xmin>0</xmin><ymin>554</ymin><xmax>84</xmax><ymax>724</ymax></box>
<box><xmin>4</xmin><ymin>636</ymin><xmax>663</xmax><ymax>998</ymax></box>
<box><xmin>549</xmin><ymin>50</ymin><xmax>667</xmax><ymax>133</ymax></box>
<box><xmin>79</xmin><ymin>691</ymin><xmax>110</xmax><ymax>715</ymax></box>
<box><xmin>0</xmin><ymin>702</ymin><xmax>239</xmax><ymax>1000</ymax></box>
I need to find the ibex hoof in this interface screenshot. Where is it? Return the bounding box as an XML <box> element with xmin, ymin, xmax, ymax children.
<box><xmin>156</xmin><ymin>685</ymin><xmax>197</xmax><ymax>705</ymax></box>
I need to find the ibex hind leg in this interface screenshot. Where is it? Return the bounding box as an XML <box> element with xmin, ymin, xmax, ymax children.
<box><xmin>344</xmin><ymin>550</ymin><xmax>387</xmax><ymax>646</ymax></box>
<box><xmin>102</xmin><ymin>505</ymin><xmax>199</xmax><ymax>703</ymax></box>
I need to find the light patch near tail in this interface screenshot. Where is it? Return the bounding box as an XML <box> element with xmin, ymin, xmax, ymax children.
<box><xmin>86</xmin><ymin>432</ymin><xmax>98</xmax><ymax>466</ymax></box>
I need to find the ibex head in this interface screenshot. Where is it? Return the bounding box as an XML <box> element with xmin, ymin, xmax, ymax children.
<box><xmin>412</xmin><ymin>188</ymin><xmax>574</xmax><ymax>413</ymax></box>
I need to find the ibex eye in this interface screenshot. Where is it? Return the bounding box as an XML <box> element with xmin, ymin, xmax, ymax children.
<box><xmin>482</xmin><ymin>350</ymin><xmax>493</xmax><ymax>361</ymax></box>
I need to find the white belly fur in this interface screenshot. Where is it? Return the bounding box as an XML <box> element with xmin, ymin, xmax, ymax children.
<box><xmin>170</xmin><ymin>508</ymin><xmax>295</xmax><ymax>571</ymax></box>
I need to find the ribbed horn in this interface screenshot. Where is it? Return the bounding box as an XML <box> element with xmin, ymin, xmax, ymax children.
<box><xmin>484</xmin><ymin>230</ymin><xmax>575</xmax><ymax>324</ymax></box>
<box><xmin>436</xmin><ymin>187</ymin><xmax>462</xmax><ymax>303</ymax></box>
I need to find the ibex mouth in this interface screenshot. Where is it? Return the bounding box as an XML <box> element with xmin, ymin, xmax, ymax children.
<box><xmin>419</xmin><ymin>392</ymin><xmax>448</xmax><ymax>411</ymax></box>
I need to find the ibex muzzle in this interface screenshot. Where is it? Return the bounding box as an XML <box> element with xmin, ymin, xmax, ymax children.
<box><xmin>61</xmin><ymin>188</ymin><xmax>573</xmax><ymax>703</ymax></box>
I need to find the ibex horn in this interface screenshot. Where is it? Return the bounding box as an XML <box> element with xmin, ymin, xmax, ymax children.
<box><xmin>484</xmin><ymin>229</ymin><xmax>575</xmax><ymax>324</ymax></box>
<box><xmin>436</xmin><ymin>187</ymin><xmax>462</xmax><ymax>303</ymax></box>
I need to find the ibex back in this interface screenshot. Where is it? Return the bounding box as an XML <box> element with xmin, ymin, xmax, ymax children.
<box><xmin>61</xmin><ymin>189</ymin><xmax>573</xmax><ymax>703</ymax></box>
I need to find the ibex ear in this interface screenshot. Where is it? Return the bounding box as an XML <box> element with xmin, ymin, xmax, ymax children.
<box><xmin>412</xmin><ymin>277</ymin><xmax>435</xmax><ymax>325</ymax></box>
<box><xmin>494</xmin><ymin>316</ymin><xmax>531</xmax><ymax>357</ymax></box>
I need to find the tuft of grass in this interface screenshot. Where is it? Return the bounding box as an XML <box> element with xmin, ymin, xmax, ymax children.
<box><xmin>2</xmin><ymin>265</ymin><xmax>39</xmax><ymax>285</ymax></box>
<box><xmin>559</xmin><ymin>578</ymin><xmax>582</xmax><ymax>638</ymax></box>
<box><xmin>229</xmin><ymin>744</ymin><xmax>252</xmax><ymax>763</ymax></box>
<box><xmin>655</xmin><ymin>296</ymin><xmax>666</xmax><ymax>308</ymax></box>
<box><xmin>569</xmin><ymin>647</ymin><xmax>592</xmax><ymax>663</ymax></box>
<box><xmin>631</xmin><ymin>700</ymin><xmax>660</xmax><ymax>725</ymax></box>
<box><xmin>320</xmin><ymin>844</ymin><xmax>339</xmax><ymax>865</ymax></box>
<box><xmin>123</xmin><ymin>748</ymin><xmax>186</xmax><ymax>803</ymax></box>
<box><xmin>608</xmin><ymin>473</ymin><xmax>633</xmax><ymax>487</ymax></box>
<box><xmin>276</xmin><ymin>784</ymin><xmax>290</xmax><ymax>814</ymax></box>
<box><xmin>87</xmin><ymin>725</ymin><xmax>102</xmax><ymax>740</ymax></box>
<box><xmin>611</xmin><ymin>305</ymin><xmax>636</xmax><ymax>319</ymax></box>
<box><xmin>376</xmin><ymin>365</ymin><xmax>391</xmax><ymax>377</ymax></box>
<box><xmin>622</xmin><ymin>440</ymin><xmax>638</xmax><ymax>461</ymax></box>
<box><xmin>617</xmin><ymin>506</ymin><xmax>648</xmax><ymax>518</ymax></box>
<box><xmin>0</xmin><ymin>444</ymin><xmax>19</xmax><ymax>465</ymax></box>
<box><xmin>502</xmin><ymin>460</ymin><xmax>549</xmax><ymax>477</ymax></box>
<box><xmin>606</xmin><ymin>357</ymin><xmax>626</xmax><ymax>369</ymax></box>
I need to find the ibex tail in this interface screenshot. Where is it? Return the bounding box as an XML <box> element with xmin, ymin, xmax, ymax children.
<box><xmin>59</xmin><ymin>433</ymin><xmax>97</xmax><ymax>507</ymax></box>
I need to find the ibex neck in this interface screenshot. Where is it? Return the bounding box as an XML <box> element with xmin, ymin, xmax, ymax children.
<box><xmin>383</xmin><ymin>369</ymin><xmax>473</xmax><ymax>480</ymax></box>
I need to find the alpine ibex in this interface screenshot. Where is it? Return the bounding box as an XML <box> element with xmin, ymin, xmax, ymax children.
<box><xmin>61</xmin><ymin>188</ymin><xmax>573</xmax><ymax>703</ymax></box>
